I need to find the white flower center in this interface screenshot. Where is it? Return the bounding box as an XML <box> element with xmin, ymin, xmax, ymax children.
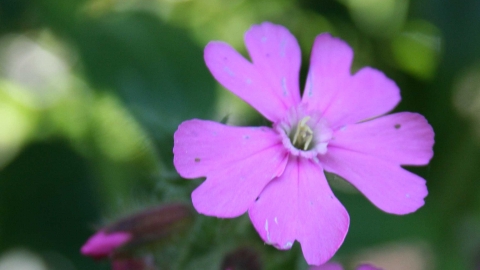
<box><xmin>290</xmin><ymin>116</ymin><xmax>314</xmax><ymax>151</ymax></box>
<box><xmin>274</xmin><ymin>107</ymin><xmax>332</xmax><ymax>159</ymax></box>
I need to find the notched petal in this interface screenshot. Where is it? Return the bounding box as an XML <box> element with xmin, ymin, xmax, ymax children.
<box><xmin>301</xmin><ymin>33</ymin><xmax>401</xmax><ymax>128</ymax></box>
<box><xmin>245</xmin><ymin>22</ymin><xmax>302</xmax><ymax>106</ymax></box>
<box><xmin>174</xmin><ymin>119</ymin><xmax>288</xmax><ymax>217</ymax></box>
<box><xmin>204</xmin><ymin>22</ymin><xmax>304</xmax><ymax>122</ymax></box>
<box><xmin>302</xmin><ymin>33</ymin><xmax>353</xmax><ymax>111</ymax></box>
<box><xmin>249</xmin><ymin>158</ymin><xmax>349</xmax><ymax>266</ymax></box>
<box><xmin>321</xmin><ymin>148</ymin><xmax>428</xmax><ymax>215</ymax></box>
<box><xmin>331</xmin><ymin>112</ymin><xmax>434</xmax><ymax>166</ymax></box>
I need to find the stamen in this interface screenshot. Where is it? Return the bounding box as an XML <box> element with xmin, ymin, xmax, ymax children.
<box><xmin>292</xmin><ymin>116</ymin><xmax>314</xmax><ymax>150</ymax></box>
<box><xmin>304</xmin><ymin>132</ymin><xmax>313</xmax><ymax>150</ymax></box>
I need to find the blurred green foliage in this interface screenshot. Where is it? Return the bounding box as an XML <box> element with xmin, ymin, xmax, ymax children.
<box><xmin>0</xmin><ymin>0</ymin><xmax>479</xmax><ymax>269</ymax></box>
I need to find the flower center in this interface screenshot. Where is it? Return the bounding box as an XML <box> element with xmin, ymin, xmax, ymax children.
<box><xmin>290</xmin><ymin>116</ymin><xmax>314</xmax><ymax>151</ymax></box>
<box><xmin>274</xmin><ymin>106</ymin><xmax>333</xmax><ymax>159</ymax></box>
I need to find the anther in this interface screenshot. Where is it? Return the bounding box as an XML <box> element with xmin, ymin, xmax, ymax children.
<box><xmin>292</xmin><ymin>116</ymin><xmax>314</xmax><ymax>150</ymax></box>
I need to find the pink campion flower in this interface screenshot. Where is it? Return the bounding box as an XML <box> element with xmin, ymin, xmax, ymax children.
<box><xmin>173</xmin><ymin>22</ymin><xmax>434</xmax><ymax>265</ymax></box>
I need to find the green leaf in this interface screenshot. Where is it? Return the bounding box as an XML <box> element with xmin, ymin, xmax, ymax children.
<box><xmin>391</xmin><ymin>20</ymin><xmax>442</xmax><ymax>80</ymax></box>
<box><xmin>0</xmin><ymin>142</ymin><xmax>108</xmax><ymax>269</ymax></box>
<box><xmin>74</xmin><ymin>11</ymin><xmax>216</xmax><ymax>142</ymax></box>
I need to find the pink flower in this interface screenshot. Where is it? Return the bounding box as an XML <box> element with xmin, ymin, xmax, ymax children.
<box><xmin>81</xmin><ymin>231</ymin><xmax>132</xmax><ymax>259</ymax></box>
<box><xmin>173</xmin><ymin>22</ymin><xmax>434</xmax><ymax>265</ymax></box>
<box><xmin>81</xmin><ymin>203</ymin><xmax>191</xmax><ymax>262</ymax></box>
<box><xmin>311</xmin><ymin>262</ymin><xmax>382</xmax><ymax>270</ymax></box>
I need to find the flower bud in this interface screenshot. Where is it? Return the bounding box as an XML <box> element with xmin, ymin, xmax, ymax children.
<box><xmin>81</xmin><ymin>203</ymin><xmax>192</xmax><ymax>260</ymax></box>
<box><xmin>81</xmin><ymin>231</ymin><xmax>132</xmax><ymax>259</ymax></box>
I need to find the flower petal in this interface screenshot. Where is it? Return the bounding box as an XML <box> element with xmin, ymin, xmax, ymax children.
<box><xmin>302</xmin><ymin>33</ymin><xmax>353</xmax><ymax>115</ymax></box>
<box><xmin>244</xmin><ymin>22</ymin><xmax>301</xmax><ymax>107</ymax></box>
<box><xmin>81</xmin><ymin>231</ymin><xmax>131</xmax><ymax>259</ymax></box>
<box><xmin>330</xmin><ymin>112</ymin><xmax>434</xmax><ymax>166</ymax></box>
<box><xmin>204</xmin><ymin>22</ymin><xmax>301</xmax><ymax>122</ymax></box>
<box><xmin>324</xmin><ymin>67</ymin><xmax>401</xmax><ymax>128</ymax></box>
<box><xmin>302</xmin><ymin>34</ymin><xmax>400</xmax><ymax>128</ymax></box>
<box><xmin>249</xmin><ymin>157</ymin><xmax>349</xmax><ymax>266</ymax></box>
<box><xmin>173</xmin><ymin>119</ymin><xmax>288</xmax><ymax>217</ymax></box>
<box><xmin>320</xmin><ymin>147</ymin><xmax>428</xmax><ymax>215</ymax></box>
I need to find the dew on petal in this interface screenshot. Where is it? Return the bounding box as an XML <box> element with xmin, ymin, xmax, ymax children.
<box><xmin>282</xmin><ymin>77</ymin><xmax>288</xmax><ymax>96</ymax></box>
<box><xmin>280</xmin><ymin>39</ymin><xmax>287</xmax><ymax>57</ymax></box>
<box><xmin>307</xmin><ymin>75</ymin><xmax>314</xmax><ymax>97</ymax></box>
<box><xmin>224</xmin><ymin>66</ymin><xmax>234</xmax><ymax>76</ymax></box>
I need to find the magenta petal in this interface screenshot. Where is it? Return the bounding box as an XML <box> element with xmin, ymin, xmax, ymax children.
<box><xmin>80</xmin><ymin>231</ymin><xmax>131</xmax><ymax>259</ymax></box>
<box><xmin>323</xmin><ymin>67</ymin><xmax>400</xmax><ymax>128</ymax></box>
<box><xmin>331</xmin><ymin>112</ymin><xmax>434</xmax><ymax>166</ymax></box>
<box><xmin>320</xmin><ymin>147</ymin><xmax>428</xmax><ymax>215</ymax></box>
<box><xmin>204</xmin><ymin>42</ymin><xmax>285</xmax><ymax>122</ymax></box>
<box><xmin>173</xmin><ymin>119</ymin><xmax>288</xmax><ymax>217</ymax></box>
<box><xmin>296</xmin><ymin>159</ymin><xmax>350</xmax><ymax>265</ymax></box>
<box><xmin>302</xmin><ymin>33</ymin><xmax>353</xmax><ymax>115</ymax></box>
<box><xmin>244</xmin><ymin>22</ymin><xmax>301</xmax><ymax>107</ymax></box>
<box><xmin>249</xmin><ymin>158</ymin><xmax>349</xmax><ymax>265</ymax></box>
<box><xmin>302</xmin><ymin>33</ymin><xmax>400</xmax><ymax>128</ymax></box>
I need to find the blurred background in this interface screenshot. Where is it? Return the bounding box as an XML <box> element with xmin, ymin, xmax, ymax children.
<box><xmin>0</xmin><ymin>0</ymin><xmax>478</xmax><ymax>269</ymax></box>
